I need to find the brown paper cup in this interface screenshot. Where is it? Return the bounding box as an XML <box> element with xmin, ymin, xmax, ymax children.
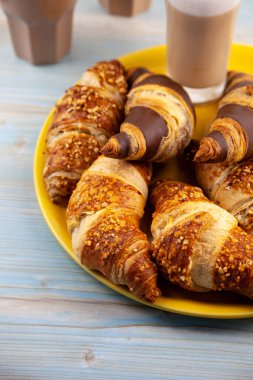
<box><xmin>99</xmin><ymin>0</ymin><xmax>152</xmax><ymax>17</ymax></box>
<box><xmin>1</xmin><ymin>0</ymin><xmax>77</xmax><ymax>65</ymax></box>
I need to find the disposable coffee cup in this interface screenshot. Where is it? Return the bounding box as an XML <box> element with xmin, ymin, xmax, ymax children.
<box><xmin>1</xmin><ymin>0</ymin><xmax>77</xmax><ymax>65</ymax></box>
<box><xmin>99</xmin><ymin>0</ymin><xmax>152</xmax><ymax>17</ymax></box>
<box><xmin>166</xmin><ymin>0</ymin><xmax>241</xmax><ymax>103</ymax></box>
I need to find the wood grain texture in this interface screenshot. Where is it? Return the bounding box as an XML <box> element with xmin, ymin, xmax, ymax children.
<box><xmin>0</xmin><ymin>0</ymin><xmax>253</xmax><ymax>379</ymax></box>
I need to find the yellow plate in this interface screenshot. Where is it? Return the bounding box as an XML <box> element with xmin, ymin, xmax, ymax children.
<box><xmin>34</xmin><ymin>44</ymin><xmax>253</xmax><ymax>319</ymax></box>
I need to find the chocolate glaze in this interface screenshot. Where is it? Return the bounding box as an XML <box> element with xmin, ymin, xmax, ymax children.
<box><xmin>183</xmin><ymin>139</ymin><xmax>200</xmax><ymax>162</ymax></box>
<box><xmin>207</xmin><ymin>130</ymin><xmax>228</xmax><ymax>162</ymax></box>
<box><xmin>226</xmin><ymin>72</ymin><xmax>246</xmax><ymax>87</ymax></box>
<box><xmin>226</xmin><ymin>81</ymin><xmax>253</xmax><ymax>94</ymax></box>
<box><xmin>127</xmin><ymin>67</ymin><xmax>150</xmax><ymax>87</ymax></box>
<box><xmin>124</xmin><ymin>106</ymin><xmax>168</xmax><ymax>160</ymax></box>
<box><xmin>133</xmin><ymin>74</ymin><xmax>196</xmax><ymax>121</ymax></box>
<box><xmin>114</xmin><ymin>132</ymin><xmax>130</xmax><ymax>158</ymax></box>
<box><xmin>217</xmin><ymin>103</ymin><xmax>253</xmax><ymax>159</ymax></box>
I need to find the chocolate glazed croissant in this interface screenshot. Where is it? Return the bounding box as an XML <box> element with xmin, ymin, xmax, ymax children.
<box><xmin>126</xmin><ymin>67</ymin><xmax>151</xmax><ymax>87</ymax></box>
<box><xmin>195</xmin><ymin>157</ymin><xmax>253</xmax><ymax>235</ymax></box>
<box><xmin>66</xmin><ymin>156</ymin><xmax>161</xmax><ymax>302</ymax></box>
<box><xmin>43</xmin><ymin>60</ymin><xmax>127</xmax><ymax>204</ymax></box>
<box><xmin>151</xmin><ymin>180</ymin><xmax>253</xmax><ymax>299</ymax></box>
<box><xmin>194</xmin><ymin>71</ymin><xmax>253</xmax><ymax>164</ymax></box>
<box><xmin>101</xmin><ymin>68</ymin><xmax>195</xmax><ymax>162</ymax></box>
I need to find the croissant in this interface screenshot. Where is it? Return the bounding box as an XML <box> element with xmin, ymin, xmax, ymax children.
<box><xmin>225</xmin><ymin>71</ymin><xmax>253</xmax><ymax>94</ymax></box>
<box><xmin>126</xmin><ymin>67</ymin><xmax>151</xmax><ymax>87</ymax></box>
<box><xmin>194</xmin><ymin>71</ymin><xmax>253</xmax><ymax>164</ymax></box>
<box><xmin>66</xmin><ymin>155</ymin><xmax>161</xmax><ymax>302</ymax></box>
<box><xmin>43</xmin><ymin>60</ymin><xmax>127</xmax><ymax>204</ymax></box>
<box><xmin>195</xmin><ymin>157</ymin><xmax>253</xmax><ymax>235</ymax></box>
<box><xmin>151</xmin><ymin>180</ymin><xmax>253</xmax><ymax>299</ymax></box>
<box><xmin>101</xmin><ymin>68</ymin><xmax>195</xmax><ymax>162</ymax></box>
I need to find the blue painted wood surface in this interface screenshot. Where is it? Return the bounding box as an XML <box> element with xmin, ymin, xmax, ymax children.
<box><xmin>0</xmin><ymin>1</ymin><xmax>253</xmax><ymax>379</ymax></box>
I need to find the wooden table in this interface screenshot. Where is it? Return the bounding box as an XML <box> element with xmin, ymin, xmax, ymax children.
<box><xmin>1</xmin><ymin>1</ymin><xmax>253</xmax><ymax>379</ymax></box>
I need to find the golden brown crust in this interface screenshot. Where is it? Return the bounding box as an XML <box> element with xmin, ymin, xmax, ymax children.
<box><xmin>226</xmin><ymin>71</ymin><xmax>253</xmax><ymax>94</ymax></box>
<box><xmin>194</xmin><ymin>71</ymin><xmax>253</xmax><ymax>164</ymax></box>
<box><xmin>151</xmin><ymin>180</ymin><xmax>206</xmax><ymax>216</ymax></box>
<box><xmin>193</xmin><ymin>136</ymin><xmax>221</xmax><ymax>163</ymax></box>
<box><xmin>66</xmin><ymin>156</ymin><xmax>161</xmax><ymax>302</ymax></box>
<box><xmin>45</xmin><ymin>176</ymin><xmax>79</xmax><ymax>205</ymax></box>
<box><xmin>152</xmin><ymin>211</ymin><xmax>212</xmax><ymax>290</ymax></box>
<box><xmin>236</xmin><ymin>209</ymin><xmax>253</xmax><ymax>235</ymax></box>
<box><xmin>43</xmin><ymin>133</ymin><xmax>100</xmax><ymax>204</ymax></box>
<box><xmin>196</xmin><ymin>158</ymin><xmax>253</xmax><ymax>234</ymax></box>
<box><xmin>43</xmin><ymin>60</ymin><xmax>128</xmax><ymax>204</ymax></box>
<box><xmin>131</xmin><ymin>161</ymin><xmax>152</xmax><ymax>184</ymax></box>
<box><xmin>82</xmin><ymin>60</ymin><xmax>128</xmax><ymax>100</ymax></box>
<box><xmin>220</xmin><ymin>85</ymin><xmax>253</xmax><ymax>110</ymax></box>
<box><xmin>81</xmin><ymin>209</ymin><xmax>160</xmax><ymax>302</ymax></box>
<box><xmin>222</xmin><ymin>160</ymin><xmax>253</xmax><ymax>192</ymax></box>
<box><xmin>44</xmin><ymin>133</ymin><xmax>100</xmax><ymax>178</ymax></box>
<box><xmin>151</xmin><ymin>179</ymin><xmax>253</xmax><ymax>299</ymax></box>
<box><xmin>67</xmin><ymin>173</ymin><xmax>146</xmax><ymax>229</ymax></box>
<box><xmin>51</xmin><ymin>85</ymin><xmax>121</xmax><ymax>138</ymax></box>
<box><xmin>213</xmin><ymin>227</ymin><xmax>253</xmax><ymax>297</ymax></box>
<box><xmin>102</xmin><ymin>70</ymin><xmax>195</xmax><ymax>162</ymax></box>
<box><xmin>194</xmin><ymin>114</ymin><xmax>248</xmax><ymax>163</ymax></box>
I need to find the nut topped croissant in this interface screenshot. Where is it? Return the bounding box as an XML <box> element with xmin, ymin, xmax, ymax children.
<box><xmin>195</xmin><ymin>157</ymin><xmax>253</xmax><ymax>235</ymax></box>
<box><xmin>151</xmin><ymin>180</ymin><xmax>253</xmax><ymax>299</ymax></box>
<box><xmin>194</xmin><ymin>71</ymin><xmax>253</xmax><ymax>164</ymax></box>
<box><xmin>66</xmin><ymin>155</ymin><xmax>161</xmax><ymax>302</ymax></box>
<box><xmin>185</xmin><ymin>139</ymin><xmax>253</xmax><ymax>235</ymax></box>
<box><xmin>101</xmin><ymin>68</ymin><xmax>195</xmax><ymax>162</ymax></box>
<box><xmin>43</xmin><ymin>60</ymin><xmax>128</xmax><ymax>204</ymax></box>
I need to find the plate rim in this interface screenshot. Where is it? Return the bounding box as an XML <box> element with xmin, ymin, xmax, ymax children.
<box><xmin>33</xmin><ymin>43</ymin><xmax>253</xmax><ymax>319</ymax></box>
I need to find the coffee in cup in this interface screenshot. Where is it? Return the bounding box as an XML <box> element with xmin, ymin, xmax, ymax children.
<box><xmin>166</xmin><ymin>0</ymin><xmax>241</xmax><ymax>103</ymax></box>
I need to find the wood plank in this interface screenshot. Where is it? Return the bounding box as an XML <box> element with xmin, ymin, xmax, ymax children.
<box><xmin>0</xmin><ymin>321</ymin><xmax>253</xmax><ymax>380</ymax></box>
<box><xmin>0</xmin><ymin>0</ymin><xmax>253</xmax><ymax>379</ymax></box>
